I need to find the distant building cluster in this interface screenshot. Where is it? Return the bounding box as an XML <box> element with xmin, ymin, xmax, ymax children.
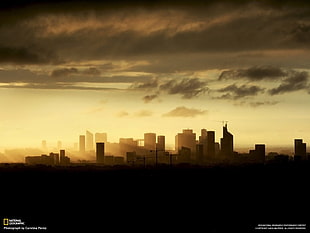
<box><xmin>26</xmin><ymin>124</ymin><xmax>309</xmax><ymax>167</ymax></box>
<box><xmin>25</xmin><ymin>150</ymin><xmax>70</xmax><ymax>166</ymax></box>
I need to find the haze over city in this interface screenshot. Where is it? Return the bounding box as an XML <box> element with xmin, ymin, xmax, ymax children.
<box><xmin>1</xmin><ymin>0</ymin><xmax>310</xmax><ymax>152</ymax></box>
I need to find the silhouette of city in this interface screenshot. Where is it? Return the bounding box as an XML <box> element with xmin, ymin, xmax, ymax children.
<box><xmin>0</xmin><ymin>123</ymin><xmax>308</xmax><ymax>169</ymax></box>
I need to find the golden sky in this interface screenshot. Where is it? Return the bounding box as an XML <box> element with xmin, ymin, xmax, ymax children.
<box><xmin>1</xmin><ymin>0</ymin><xmax>310</xmax><ymax>151</ymax></box>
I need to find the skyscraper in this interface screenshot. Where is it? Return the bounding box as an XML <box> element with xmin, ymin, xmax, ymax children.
<box><xmin>144</xmin><ymin>133</ymin><xmax>156</xmax><ymax>151</ymax></box>
<box><xmin>175</xmin><ymin>129</ymin><xmax>196</xmax><ymax>158</ymax></box>
<box><xmin>255</xmin><ymin>144</ymin><xmax>265</xmax><ymax>163</ymax></box>
<box><xmin>79</xmin><ymin>135</ymin><xmax>85</xmax><ymax>155</ymax></box>
<box><xmin>86</xmin><ymin>130</ymin><xmax>94</xmax><ymax>151</ymax></box>
<box><xmin>96</xmin><ymin>142</ymin><xmax>105</xmax><ymax>164</ymax></box>
<box><xmin>220</xmin><ymin>124</ymin><xmax>233</xmax><ymax>158</ymax></box>
<box><xmin>294</xmin><ymin>139</ymin><xmax>307</xmax><ymax>160</ymax></box>
<box><xmin>157</xmin><ymin>135</ymin><xmax>165</xmax><ymax>151</ymax></box>
<box><xmin>207</xmin><ymin>131</ymin><xmax>215</xmax><ymax>159</ymax></box>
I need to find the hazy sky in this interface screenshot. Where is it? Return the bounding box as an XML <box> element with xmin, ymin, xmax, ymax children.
<box><xmin>1</xmin><ymin>0</ymin><xmax>310</xmax><ymax>150</ymax></box>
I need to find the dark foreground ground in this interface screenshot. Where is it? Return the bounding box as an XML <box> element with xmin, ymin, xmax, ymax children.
<box><xmin>1</xmin><ymin>163</ymin><xmax>309</xmax><ymax>233</ymax></box>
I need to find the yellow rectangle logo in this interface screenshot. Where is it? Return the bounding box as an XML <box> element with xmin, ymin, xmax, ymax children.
<box><xmin>3</xmin><ymin>218</ymin><xmax>9</xmax><ymax>225</ymax></box>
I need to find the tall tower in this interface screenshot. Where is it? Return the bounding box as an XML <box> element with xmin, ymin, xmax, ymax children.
<box><xmin>96</xmin><ymin>142</ymin><xmax>105</xmax><ymax>164</ymax></box>
<box><xmin>220</xmin><ymin>124</ymin><xmax>233</xmax><ymax>158</ymax></box>
<box><xmin>207</xmin><ymin>131</ymin><xmax>215</xmax><ymax>159</ymax></box>
<box><xmin>175</xmin><ymin>129</ymin><xmax>196</xmax><ymax>158</ymax></box>
<box><xmin>86</xmin><ymin>130</ymin><xmax>94</xmax><ymax>151</ymax></box>
<box><xmin>144</xmin><ymin>133</ymin><xmax>156</xmax><ymax>151</ymax></box>
<box><xmin>294</xmin><ymin>139</ymin><xmax>307</xmax><ymax>160</ymax></box>
<box><xmin>79</xmin><ymin>135</ymin><xmax>85</xmax><ymax>155</ymax></box>
<box><xmin>157</xmin><ymin>135</ymin><xmax>165</xmax><ymax>151</ymax></box>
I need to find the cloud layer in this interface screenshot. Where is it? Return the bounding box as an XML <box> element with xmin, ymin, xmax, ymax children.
<box><xmin>163</xmin><ymin>106</ymin><xmax>207</xmax><ymax>117</ymax></box>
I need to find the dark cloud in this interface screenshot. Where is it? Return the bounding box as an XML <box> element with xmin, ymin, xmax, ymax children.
<box><xmin>162</xmin><ymin>106</ymin><xmax>207</xmax><ymax>118</ymax></box>
<box><xmin>218</xmin><ymin>84</ymin><xmax>265</xmax><ymax>99</ymax></box>
<box><xmin>160</xmin><ymin>78</ymin><xmax>208</xmax><ymax>99</ymax></box>
<box><xmin>268</xmin><ymin>71</ymin><xmax>309</xmax><ymax>95</ymax></box>
<box><xmin>249</xmin><ymin>101</ymin><xmax>279</xmax><ymax>107</ymax></box>
<box><xmin>0</xmin><ymin>46</ymin><xmax>50</xmax><ymax>64</ymax></box>
<box><xmin>51</xmin><ymin>68</ymin><xmax>78</xmax><ymax>77</ymax></box>
<box><xmin>143</xmin><ymin>94</ymin><xmax>158</xmax><ymax>103</ymax></box>
<box><xmin>131</xmin><ymin>78</ymin><xmax>159</xmax><ymax>89</ymax></box>
<box><xmin>83</xmin><ymin>67</ymin><xmax>101</xmax><ymax>76</ymax></box>
<box><xmin>219</xmin><ymin>66</ymin><xmax>287</xmax><ymax>81</ymax></box>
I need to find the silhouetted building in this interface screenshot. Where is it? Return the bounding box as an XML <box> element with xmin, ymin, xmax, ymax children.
<box><xmin>86</xmin><ymin>130</ymin><xmax>94</xmax><ymax>151</ymax></box>
<box><xmin>126</xmin><ymin>151</ymin><xmax>137</xmax><ymax>164</ymax></box>
<box><xmin>207</xmin><ymin>131</ymin><xmax>215</xmax><ymax>160</ymax></box>
<box><xmin>60</xmin><ymin>149</ymin><xmax>70</xmax><ymax>165</ymax></box>
<box><xmin>196</xmin><ymin>144</ymin><xmax>204</xmax><ymax>164</ymax></box>
<box><xmin>175</xmin><ymin>129</ymin><xmax>196</xmax><ymax>159</ymax></box>
<box><xmin>95</xmin><ymin>133</ymin><xmax>107</xmax><ymax>143</ymax></box>
<box><xmin>255</xmin><ymin>144</ymin><xmax>265</xmax><ymax>163</ymax></box>
<box><xmin>96</xmin><ymin>142</ymin><xmax>105</xmax><ymax>164</ymax></box>
<box><xmin>144</xmin><ymin>133</ymin><xmax>156</xmax><ymax>151</ymax></box>
<box><xmin>114</xmin><ymin>156</ymin><xmax>124</xmax><ymax>165</ymax></box>
<box><xmin>79</xmin><ymin>135</ymin><xmax>85</xmax><ymax>154</ymax></box>
<box><xmin>104</xmin><ymin>156</ymin><xmax>114</xmax><ymax>165</ymax></box>
<box><xmin>220</xmin><ymin>124</ymin><xmax>234</xmax><ymax>158</ymax></box>
<box><xmin>25</xmin><ymin>152</ymin><xmax>70</xmax><ymax>166</ymax></box>
<box><xmin>50</xmin><ymin>152</ymin><xmax>59</xmax><ymax>165</ymax></box>
<box><xmin>199</xmin><ymin>129</ymin><xmax>208</xmax><ymax>160</ymax></box>
<box><xmin>294</xmin><ymin>139</ymin><xmax>307</xmax><ymax>161</ymax></box>
<box><xmin>178</xmin><ymin>147</ymin><xmax>191</xmax><ymax>164</ymax></box>
<box><xmin>157</xmin><ymin>135</ymin><xmax>165</xmax><ymax>152</ymax></box>
<box><xmin>119</xmin><ymin>138</ymin><xmax>138</xmax><ymax>156</ymax></box>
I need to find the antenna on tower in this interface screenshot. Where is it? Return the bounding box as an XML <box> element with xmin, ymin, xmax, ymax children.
<box><xmin>222</xmin><ymin>121</ymin><xmax>228</xmax><ymax>127</ymax></box>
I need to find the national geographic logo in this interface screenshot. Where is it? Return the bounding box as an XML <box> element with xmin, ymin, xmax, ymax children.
<box><xmin>2</xmin><ymin>218</ymin><xmax>47</xmax><ymax>231</ymax></box>
<box><xmin>3</xmin><ymin>218</ymin><xmax>9</xmax><ymax>226</ymax></box>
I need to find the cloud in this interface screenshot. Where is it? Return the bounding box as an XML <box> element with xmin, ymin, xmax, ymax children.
<box><xmin>217</xmin><ymin>84</ymin><xmax>265</xmax><ymax>99</ymax></box>
<box><xmin>248</xmin><ymin>101</ymin><xmax>279</xmax><ymax>108</ymax></box>
<box><xmin>160</xmin><ymin>78</ymin><xmax>208</xmax><ymax>99</ymax></box>
<box><xmin>51</xmin><ymin>68</ymin><xmax>78</xmax><ymax>77</ymax></box>
<box><xmin>116</xmin><ymin>111</ymin><xmax>129</xmax><ymax>117</ymax></box>
<box><xmin>163</xmin><ymin>106</ymin><xmax>207</xmax><ymax>118</ymax></box>
<box><xmin>143</xmin><ymin>94</ymin><xmax>158</xmax><ymax>103</ymax></box>
<box><xmin>219</xmin><ymin>66</ymin><xmax>287</xmax><ymax>81</ymax></box>
<box><xmin>131</xmin><ymin>78</ymin><xmax>159</xmax><ymax>89</ymax></box>
<box><xmin>268</xmin><ymin>71</ymin><xmax>309</xmax><ymax>95</ymax></box>
<box><xmin>0</xmin><ymin>47</ymin><xmax>48</xmax><ymax>64</ymax></box>
<box><xmin>134</xmin><ymin>110</ymin><xmax>153</xmax><ymax>117</ymax></box>
<box><xmin>83</xmin><ymin>67</ymin><xmax>101</xmax><ymax>76</ymax></box>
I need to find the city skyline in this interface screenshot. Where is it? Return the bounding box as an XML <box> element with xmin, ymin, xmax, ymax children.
<box><xmin>1</xmin><ymin>0</ymin><xmax>310</xmax><ymax>150</ymax></box>
<box><xmin>1</xmin><ymin>125</ymin><xmax>309</xmax><ymax>164</ymax></box>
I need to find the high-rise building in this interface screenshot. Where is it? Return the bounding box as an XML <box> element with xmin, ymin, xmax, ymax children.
<box><xmin>157</xmin><ymin>135</ymin><xmax>165</xmax><ymax>151</ymax></box>
<box><xmin>144</xmin><ymin>133</ymin><xmax>156</xmax><ymax>151</ymax></box>
<box><xmin>86</xmin><ymin>130</ymin><xmax>94</xmax><ymax>151</ymax></box>
<box><xmin>95</xmin><ymin>133</ymin><xmax>107</xmax><ymax>143</ymax></box>
<box><xmin>207</xmin><ymin>131</ymin><xmax>215</xmax><ymax>159</ymax></box>
<box><xmin>220</xmin><ymin>124</ymin><xmax>234</xmax><ymax>158</ymax></box>
<box><xmin>59</xmin><ymin>149</ymin><xmax>70</xmax><ymax>165</ymax></box>
<box><xmin>96</xmin><ymin>142</ymin><xmax>105</xmax><ymax>164</ymax></box>
<box><xmin>199</xmin><ymin>129</ymin><xmax>208</xmax><ymax>160</ymax></box>
<box><xmin>79</xmin><ymin>135</ymin><xmax>85</xmax><ymax>154</ymax></box>
<box><xmin>294</xmin><ymin>139</ymin><xmax>307</xmax><ymax>160</ymax></box>
<box><xmin>255</xmin><ymin>144</ymin><xmax>265</xmax><ymax>163</ymax></box>
<box><xmin>175</xmin><ymin>129</ymin><xmax>196</xmax><ymax>158</ymax></box>
<box><xmin>119</xmin><ymin>138</ymin><xmax>138</xmax><ymax>156</ymax></box>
